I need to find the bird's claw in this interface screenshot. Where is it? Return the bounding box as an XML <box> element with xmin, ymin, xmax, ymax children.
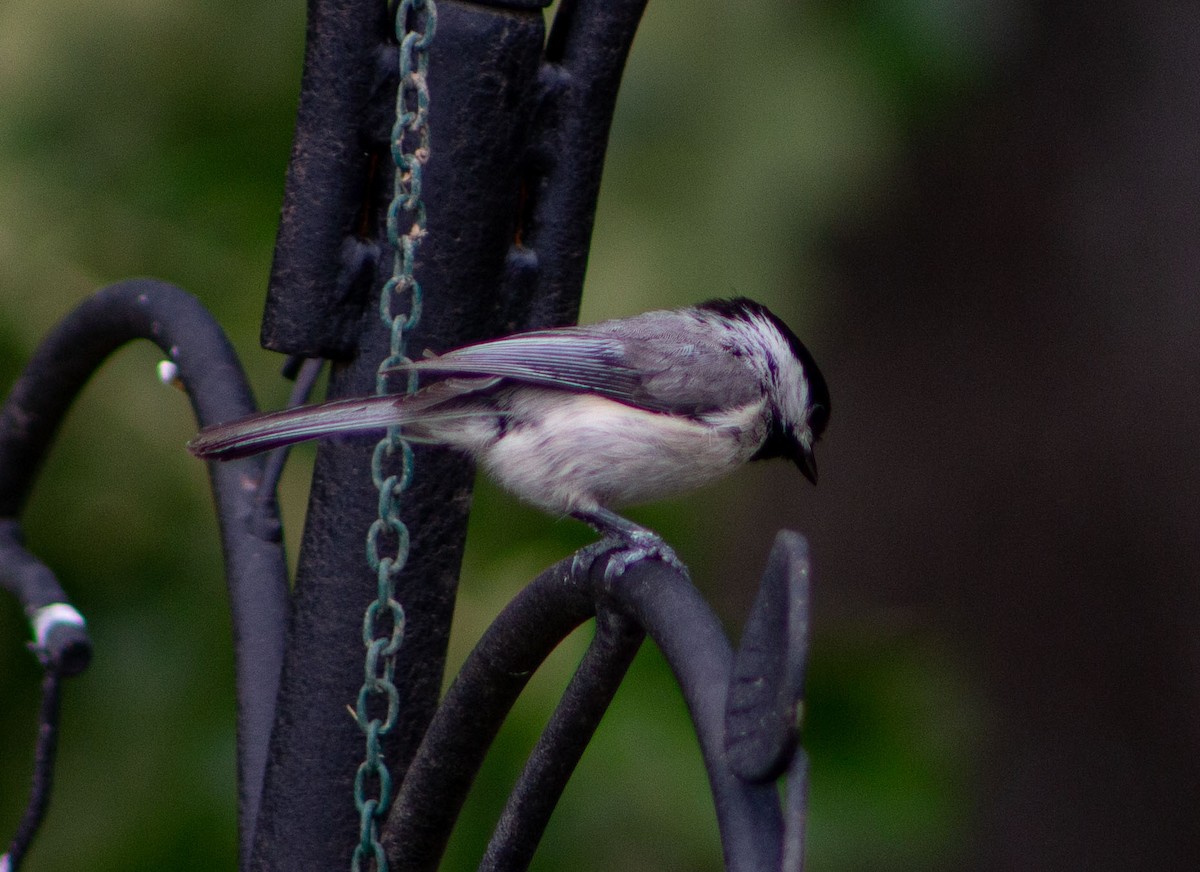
<box><xmin>571</xmin><ymin>533</ymin><xmax>689</xmax><ymax>581</ymax></box>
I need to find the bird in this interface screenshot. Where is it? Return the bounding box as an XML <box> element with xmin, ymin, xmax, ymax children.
<box><xmin>189</xmin><ymin>297</ymin><xmax>829</xmax><ymax>574</ymax></box>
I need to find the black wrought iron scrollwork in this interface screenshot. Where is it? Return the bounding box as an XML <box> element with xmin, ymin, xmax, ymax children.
<box><xmin>2</xmin><ymin>2</ymin><xmax>815</xmax><ymax>870</ymax></box>
<box><xmin>381</xmin><ymin>532</ymin><xmax>812</xmax><ymax>872</ymax></box>
<box><xmin>0</xmin><ymin>280</ymin><xmax>291</xmax><ymax>868</ymax></box>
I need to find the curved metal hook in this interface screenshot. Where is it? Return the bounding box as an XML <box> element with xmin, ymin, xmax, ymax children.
<box><xmin>596</xmin><ymin>552</ymin><xmax>787</xmax><ymax>872</ymax></box>
<box><xmin>381</xmin><ymin>556</ymin><xmax>599</xmax><ymax>871</ymax></box>
<box><xmin>725</xmin><ymin>531</ymin><xmax>810</xmax><ymax>784</ymax></box>
<box><xmin>381</xmin><ymin>530</ymin><xmax>812</xmax><ymax>872</ymax></box>
<box><xmin>479</xmin><ymin>605</ymin><xmax>644</xmax><ymax>872</ymax></box>
<box><xmin>0</xmin><ymin>278</ymin><xmax>289</xmax><ymax>863</ymax></box>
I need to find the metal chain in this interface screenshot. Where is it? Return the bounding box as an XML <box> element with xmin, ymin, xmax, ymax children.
<box><xmin>352</xmin><ymin>2</ymin><xmax>436</xmax><ymax>870</ymax></box>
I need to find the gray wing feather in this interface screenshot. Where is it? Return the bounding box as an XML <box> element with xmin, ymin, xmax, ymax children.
<box><xmin>410</xmin><ymin>331</ymin><xmax>638</xmax><ymax>395</ymax></box>
<box><xmin>406</xmin><ymin>313</ymin><xmax>764</xmax><ymax>416</ymax></box>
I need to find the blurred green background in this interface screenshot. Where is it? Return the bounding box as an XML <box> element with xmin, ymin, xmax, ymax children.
<box><xmin>1</xmin><ymin>0</ymin><xmax>1008</xmax><ymax>869</ymax></box>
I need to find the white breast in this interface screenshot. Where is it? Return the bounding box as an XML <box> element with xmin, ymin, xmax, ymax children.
<box><xmin>478</xmin><ymin>391</ymin><xmax>767</xmax><ymax>514</ymax></box>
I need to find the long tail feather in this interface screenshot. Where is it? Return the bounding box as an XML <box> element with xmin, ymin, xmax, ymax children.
<box><xmin>189</xmin><ymin>395</ymin><xmax>409</xmax><ymax>460</ymax></box>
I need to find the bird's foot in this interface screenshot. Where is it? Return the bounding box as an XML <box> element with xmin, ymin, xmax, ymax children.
<box><xmin>571</xmin><ymin>530</ymin><xmax>689</xmax><ymax>582</ymax></box>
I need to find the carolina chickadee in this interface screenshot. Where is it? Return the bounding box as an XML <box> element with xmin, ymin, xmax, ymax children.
<box><xmin>189</xmin><ymin>297</ymin><xmax>829</xmax><ymax>568</ymax></box>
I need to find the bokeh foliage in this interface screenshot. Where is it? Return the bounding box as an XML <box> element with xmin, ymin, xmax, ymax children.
<box><xmin>0</xmin><ymin>1</ymin><xmax>995</xmax><ymax>869</ymax></box>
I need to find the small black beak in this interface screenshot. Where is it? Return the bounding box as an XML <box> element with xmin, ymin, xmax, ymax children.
<box><xmin>797</xmin><ymin>444</ymin><xmax>818</xmax><ymax>485</ymax></box>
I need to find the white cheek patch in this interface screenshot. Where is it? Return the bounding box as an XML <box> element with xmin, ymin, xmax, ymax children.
<box><xmin>740</xmin><ymin>312</ymin><xmax>809</xmax><ymax>429</ymax></box>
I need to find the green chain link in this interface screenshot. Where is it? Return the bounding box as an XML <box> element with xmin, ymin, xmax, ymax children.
<box><xmin>352</xmin><ymin>2</ymin><xmax>436</xmax><ymax>870</ymax></box>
